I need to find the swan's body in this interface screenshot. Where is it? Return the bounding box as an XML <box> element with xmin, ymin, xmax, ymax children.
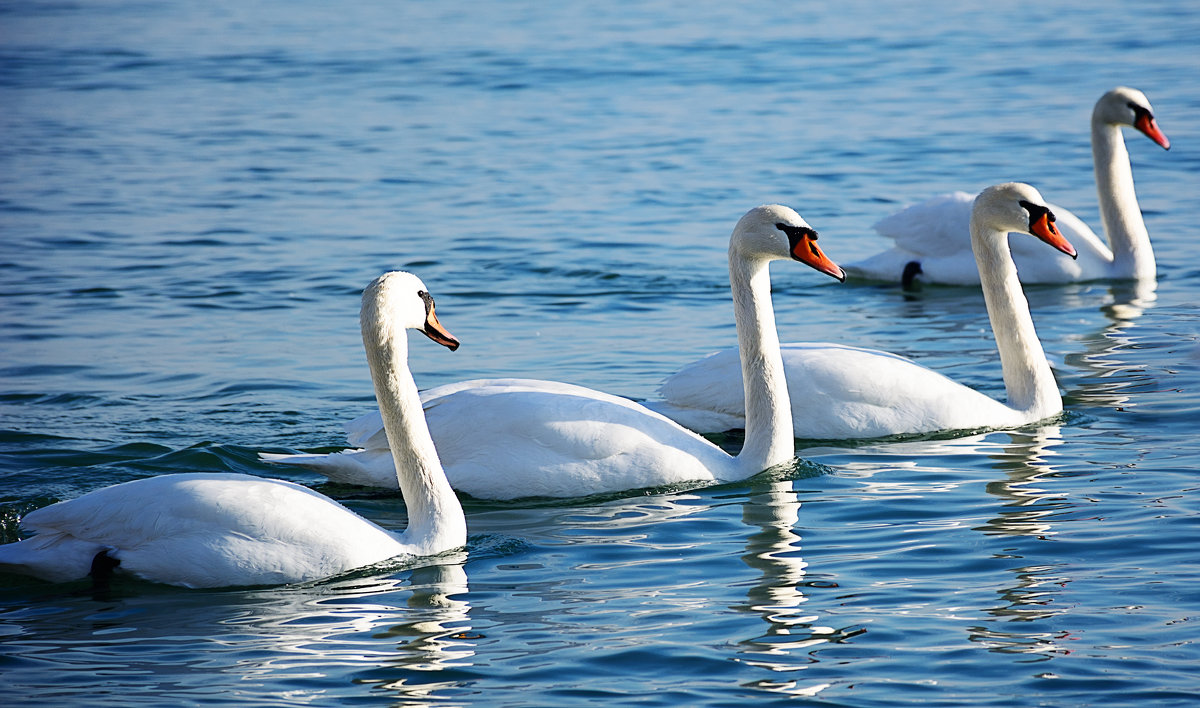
<box><xmin>644</xmin><ymin>342</ymin><xmax>1035</xmax><ymax>439</ymax></box>
<box><xmin>646</xmin><ymin>183</ymin><xmax>1077</xmax><ymax>439</ymax></box>
<box><xmin>845</xmin><ymin>88</ymin><xmax>1169</xmax><ymax>285</ymax></box>
<box><xmin>0</xmin><ymin>272</ymin><xmax>466</xmax><ymax>588</ymax></box>
<box><xmin>261</xmin><ymin>205</ymin><xmax>846</xmax><ymax>498</ymax></box>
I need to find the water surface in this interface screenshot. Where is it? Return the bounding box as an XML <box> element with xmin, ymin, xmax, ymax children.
<box><xmin>2</xmin><ymin>1</ymin><xmax>1199</xmax><ymax>705</ymax></box>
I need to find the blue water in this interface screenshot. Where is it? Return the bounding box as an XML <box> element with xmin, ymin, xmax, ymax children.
<box><xmin>2</xmin><ymin>1</ymin><xmax>1199</xmax><ymax>705</ymax></box>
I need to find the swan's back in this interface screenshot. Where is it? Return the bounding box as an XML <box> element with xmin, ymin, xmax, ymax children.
<box><xmin>654</xmin><ymin>343</ymin><xmax>1026</xmax><ymax>439</ymax></box>
<box><xmin>848</xmin><ymin>193</ymin><xmax>1114</xmax><ymax>284</ymax></box>
<box><xmin>872</xmin><ymin>191</ymin><xmax>977</xmax><ymax>256</ymax></box>
<box><xmin>419</xmin><ymin>379</ymin><xmax>735</xmax><ymax>499</ymax></box>
<box><xmin>7</xmin><ymin>473</ymin><xmax>405</xmax><ymax>587</ymax></box>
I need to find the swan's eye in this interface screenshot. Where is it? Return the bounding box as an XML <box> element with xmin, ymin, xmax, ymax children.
<box><xmin>417</xmin><ymin>290</ymin><xmax>436</xmax><ymax>314</ymax></box>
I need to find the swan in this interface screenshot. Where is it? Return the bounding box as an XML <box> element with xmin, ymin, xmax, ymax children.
<box><xmin>845</xmin><ymin>87</ymin><xmax>1169</xmax><ymax>285</ymax></box>
<box><xmin>260</xmin><ymin>205</ymin><xmax>846</xmax><ymax>499</ymax></box>
<box><xmin>0</xmin><ymin>272</ymin><xmax>466</xmax><ymax>588</ymax></box>
<box><xmin>644</xmin><ymin>183</ymin><xmax>1076</xmax><ymax>439</ymax></box>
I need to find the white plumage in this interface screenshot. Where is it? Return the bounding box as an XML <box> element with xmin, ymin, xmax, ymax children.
<box><xmin>644</xmin><ymin>342</ymin><xmax>1028</xmax><ymax>439</ymax></box>
<box><xmin>261</xmin><ymin>205</ymin><xmax>846</xmax><ymax>498</ymax></box>
<box><xmin>845</xmin><ymin>88</ymin><xmax>1169</xmax><ymax>285</ymax></box>
<box><xmin>0</xmin><ymin>272</ymin><xmax>466</xmax><ymax>588</ymax></box>
<box><xmin>0</xmin><ymin>474</ymin><xmax>411</xmax><ymax>587</ymax></box>
<box><xmin>646</xmin><ymin>183</ymin><xmax>1077</xmax><ymax>439</ymax></box>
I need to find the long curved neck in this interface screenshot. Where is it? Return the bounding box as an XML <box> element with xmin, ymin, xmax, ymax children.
<box><xmin>729</xmin><ymin>251</ymin><xmax>794</xmax><ymax>477</ymax></box>
<box><xmin>1092</xmin><ymin>114</ymin><xmax>1154</xmax><ymax>278</ymax></box>
<box><xmin>971</xmin><ymin>225</ymin><xmax>1062</xmax><ymax>420</ymax></box>
<box><xmin>363</xmin><ymin>326</ymin><xmax>466</xmax><ymax>555</ymax></box>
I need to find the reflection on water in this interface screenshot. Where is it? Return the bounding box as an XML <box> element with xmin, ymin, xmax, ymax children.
<box><xmin>970</xmin><ymin>553</ymin><xmax>1077</xmax><ymax>660</ymax></box>
<box><xmin>731</xmin><ymin>480</ymin><xmax>835</xmax><ymax>699</ymax></box>
<box><xmin>371</xmin><ymin>556</ymin><xmax>475</xmax><ymax>670</ymax></box>
<box><xmin>976</xmin><ymin>425</ymin><xmax>1067</xmax><ymax>539</ymax></box>
<box><xmin>968</xmin><ymin>425</ymin><xmax>1077</xmax><ymax>659</ymax></box>
<box><xmin>806</xmin><ymin>424</ymin><xmax>1083</xmax><ymax>663</ymax></box>
<box><xmin>0</xmin><ymin>557</ymin><xmax>476</xmax><ymax>705</ymax></box>
<box><xmin>364</xmin><ymin>555</ymin><xmax>477</xmax><ymax>702</ymax></box>
<box><xmin>1</xmin><ymin>0</ymin><xmax>1197</xmax><ymax>701</ymax></box>
<box><xmin>1064</xmin><ymin>280</ymin><xmax>1159</xmax><ymax>411</ymax></box>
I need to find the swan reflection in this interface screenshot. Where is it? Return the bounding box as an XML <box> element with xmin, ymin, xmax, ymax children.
<box><xmin>807</xmin><ymin>423</ymin><xmax>1078</xmax><ymax>660</ymax></box>
<box><xmin>371</xmin><ymin>554</ymin><xmax>475</xmax><ymax>673</ymax></box>
<box><xmin>732</xmin><ymin>478</ymin><xmax>838</xmax><ymax>699</ymax></box>
<box><xmin>735</xmin><ymin>480</ymin><xmax>811</xmax><ymax>638</ymax></box>
<box><xmin>969</xmin><ymin>425</ymin><xmax>1078</xmax><ymax>658</ymax></box>
<box><xmin>1063</xmin><ymin>279</ymin><xmax>1158</xmax><ymax>411</ymax></box>
<box><xmin>230</xmin><ymin>554</ymin><xmax>475</xmax><ymax>702</ymax></box>
<box><xmin>974</xmin><ymin>424</ymin><xmax>1066</xmax><ymax>539</ymax></box>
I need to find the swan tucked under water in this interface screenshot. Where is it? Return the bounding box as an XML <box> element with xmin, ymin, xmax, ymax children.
<box><xmin>261</xmin><ymin>204</ymin><xmax>845</xmax><ymax>499</ymax></box>
<box><xmin>0</xmin><ymin>272</ymin><xmax>466</xmax><ymax>588</ymax></box>
<box><xmin>645</xmin><ymin>183</ymin><xmax>1077</xmax><ymax>439</ymax></box>
<box><xmin>845</xmin><ymin>87</ymin><xmax>1169</xmax><ymax>285</ymax></box>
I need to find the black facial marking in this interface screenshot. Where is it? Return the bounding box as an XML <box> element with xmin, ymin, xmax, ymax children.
<box><xmin>775</xmin><ymin>222</ymin><xmax>818</xmax><ymax>259</ymax></box>
<box><xmin>775</xmin><ymin>222</ymin><xmax>818</xmax><ymax>241</ymax></box>
<box><xmin>1127</xmin><ymin>101</ymin><xmax>1154</xmax><ymax>122</ymax></box>
<box><xmin>417</xmin><ymin>289</ymin><xmax>435</xmax><ymax>317</ymax></box>
<box><xmin>1018</xmin><ymin>199</ymin><xmax>1056</xmax><ymax>230</ymax></box>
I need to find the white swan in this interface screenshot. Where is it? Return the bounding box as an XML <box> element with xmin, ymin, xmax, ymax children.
<box><xmin>845</xmin><ymin>87</ymin><xmax>1169</xmax><ymax>285</ymax></box>
<box><xmin>0</xmin><ymin>272</ymin><xmax>466</xmax><ymax>588</ymax></box>
<box><xmin>645</xmin><ymin>183</ymin><xmax>1076</xmax><ymax>439</ymax></box>
<box><xmin>260</xmin><ymin>205</ymin><xmax>845</xmax><ymax>499</ymax></box>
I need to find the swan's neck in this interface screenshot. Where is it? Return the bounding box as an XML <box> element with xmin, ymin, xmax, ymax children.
<box><xmin>364</xmin><ymin>328</ymin><xmax>466</xmax><ymax>556</ymax></box>
<box><xmin>971</xmin><ymin>225</ymin><xmax>1062</xmax><ymax>420</ymax></box>
<box><xmin>1092</xmin><ymin>115</ymin><xmax>1154</xmax><ymax>278</ymax></box>
<box><xmin>729</xmin><ymin>252</ymin><xmax>795</xmax><ymax>478</ymax></box>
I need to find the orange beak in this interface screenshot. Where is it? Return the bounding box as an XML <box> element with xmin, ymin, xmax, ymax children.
<box><xmin>789</xmin><ymin>232</ymin><xmax>846</xmax><ymax>282</ymax></box>
<box><xmin>1134</xmin><ymin>112</ymin><xmax>1170</xmax><ymax>150</ymax></box>
<box><xmin>1029</xmin><ymin>209</ymin><xmax>1076</xmax><ymax>259</ymax></box>
<box><xmin>422</xmin><ymin>306</ymin><xmax>460</xmax><ymax>351</ymax></box>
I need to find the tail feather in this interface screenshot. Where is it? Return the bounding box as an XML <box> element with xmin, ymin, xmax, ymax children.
<box><xmin>258</xmin><ymin>449</ymin><xmax>399</xmax><ymax>489</ymax></box>
<box><xmin>0</xmin><ymin>533</ymin><xmax>106</xmax><ymax>583</ymax></box>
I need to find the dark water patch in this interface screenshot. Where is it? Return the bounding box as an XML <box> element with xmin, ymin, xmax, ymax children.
<box><xmin>68</xmin><ymin>287</ymin><xmax>122</xmax><ymax>298</ymax></box>
<box><xmin>187</xmin><ymin>201</ymin><xmax>238</xmax><ymax>211</ymax></box>
<box><xmin>379</xmin><ymin>176</ymin><xmax>439</xmax><ymax>186</ymax></box>
<box><xmin>0</xmin><ymin>364</ymin><xmax>93</xmax><ymax>379</ymax></box>
<box><xmin>113</xmin><ymin>262</ymin><xmax>169</xmax><ymax>272</ymax></box>
<box><xmin>116</xmin><ymin>441</ymin><xmax>266</xmax><ymax>476</ymax></box>
<box><xmin>196</xmin><ymin>227</ymin><xmax>253</xmax><ymax>237</ymax></box>
<box><xmin>36</xmin><ymin>235</ymin><xmax>107</xmax><ymax>249</ymax></box>
<box><xmin>0</xmin><ymin>392</ymin><xmax>108</xmax><ymax>408</ymax></box>
<box><xmin>65</xmin><ymin>81</ymin><xmax>146</xmax><ymax>93</ymax></box>
<box><xmin>168</xmin><ymin>286</ymin><xmax>246</xmax><ymax>300</ymax></box>
<box><xmin>0</xmin><ymin>200</ymin><xmax>43</xmax><ymax>214</ymax></box>
<box><xmin>186</xmin><ymin>380</ymin><xmax>320</xmax><ymax>401</ymax></box>
<box><xmin>0</xmin><ymin>429</ymin><xmax>84</xmax><ymax>447</ymax></box>
<box><xmin>465</xmin><ymin>533</ymin><xmax>535</xmax><ymax>562</ymax></box>
<box><xmin>0</xmin><ymin>439</ymin><xmax>174</xmax><ymax>474</ymax></box>
<box><xmin>401</xmin><ymin>259</ymin><xmax>442</xmax><ymax>269</ymax></box>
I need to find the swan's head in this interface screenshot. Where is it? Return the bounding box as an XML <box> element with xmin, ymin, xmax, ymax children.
<box><xmin>1096</xmin><ymin>87</ymin><xmax>1170</xmax><ymax>150</ymax></box>
<box><xmin>973</xmin><ymin>183</ymin><xmax>1077</xmax><ymax>259</ymax></box>
<box><xmin>362</xmin><ymin>271</ymin><xmax>460</xmax><ymax>351</ymax></box>
<box><xmin>732</xmin><ymin>204</ymin><xmax>845</xmax><ymax>282</ymax></box>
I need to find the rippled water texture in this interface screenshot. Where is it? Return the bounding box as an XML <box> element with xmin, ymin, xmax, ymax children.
<box><xmin>2</xmin><ymin>1</ymin><xmax>1199</xmax><ymax>705</ymax></box>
